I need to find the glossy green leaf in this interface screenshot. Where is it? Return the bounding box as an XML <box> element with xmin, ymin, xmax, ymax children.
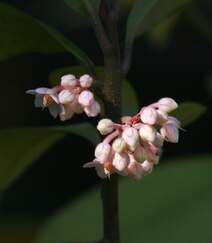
<box><xmin>49</xmin><ymin>66</ymin><xmax>139</xmax><ymax>116</ymax></box>
<box><xmin>171</xmin><ymin>102</ymin><xmax>206</xmax><ymax>126</ymax></box>
<box><xmin>0</xmin><ymin>123</ymin><xmax>98</xmax><ymax>190</ymax></box>
<box><xmin>64</xmin><ymin>0</ymin><xmax>101</xmax><ymax>15</ymax></box>
<box><xmin>0</xmin><ymin>2</ymin><xmax>93</xmax><ymax>68</ymax></box>
<box><xmin>126</xmin><ymin>0</ymin><xmax>192</xmax><ymax>48</ymax></box>
<box><xmin>36</xmin><ymin>155</ymin><xmax>212</xmax><ymax>243</ymax></box>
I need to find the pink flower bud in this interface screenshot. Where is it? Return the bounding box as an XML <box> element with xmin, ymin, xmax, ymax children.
<box><xmin>167</xmin><ymin>116</ymin><xmax>181</xmax><ymax>128</ymax></box>
<box><xmin>158</xmin><ymin>97</ymin><xmax>178</xmax><ymax>113</ymax></box>
<box><xmin>127</xmin><ymin>154</ymin><xmax>144</xmax><ymax>180</ymax></box>
<box><xmin>153</xmin><ymin>132</ymin><xmax>164</xmax><ymax>147</ymax></box>
<box><xmin>160</xmin><ymin>124</ymin><xmax>179</xmax><ymax>143</ymax></box>
<box><xmin>157</xmin><ymin>109</ymin><xmax>168</xmax><ymax>125</ymax></box>
<box><xmin>61</xmin><ymin>74</ymin><xmax>77</xmax><ymax>87</ymax></box>
<box><xmin>78</xmin><ymin>90</ymin><xmax>94</xmax><ymax>107</ymax></box>
<box><xmin>112</xmin><ymin>153</ymin><xmax>129</xmax><ymax>171</ymax></box>
<box><xmin>112</xmin><ymin>137</ymin><xmax>127</xmax><ymax>153</ymax></box>
<box><xmin>59</xmin><ymin>104</ymin><xmax>74</xmax><ymax>121</ymax></box>
<box><xmin>84</xmin><ymin>101</ymin><xmax>100</xmax><ymax>117</ymax></box>
<box><xmin>97</xmin><ymin>119</ymin><xmax>114</xmax><ymax>135</ymax></box>
<box><xmin>140</xmin><ymin>107</ymin><xmax>158</xmax><ymax>125</ymax></box>
<box><xmin>122</xmin><ymin>127</ymin><xmax>139</xmax><ymax>151</ymax></box>
<box><xmin>95</xmin><ymin>142</ymin><xmax>111</xmax><ymax>163</ymax></box>
<box><xmin>79</xmin><ymin>74</ymin><xmax>93</xmax><ymax>88</ymax></box>
<box><xmin>133</xmin><ymin>146</ymin><xmax>146</xmax><ymax>163</ymax></box>
<box><xmin>141</xmin><ymin>160</ymin><xmax>153</xmax><ymax>174</ymax></box>
<box><xmin>139</xmin><ymin>124</ymin><xmax>156</xmax><ymax>143</ymax></box>
<box><xmin>58</xmin><ymin>90</ymin><xmax>75</xmax><ymax>104</ymax></box>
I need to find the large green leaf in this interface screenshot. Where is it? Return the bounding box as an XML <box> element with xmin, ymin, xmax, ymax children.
<box><xmin>171</xmin><ymin>102</ymin><xmax>206</xmax><ymax>127</ymax></box>
<box><xmin>0</xmin><ymin>123</ymin><xmax>99</xmax><ymax>190</ymax></box>
<box><xmin>126</xmin><ymin>0</ymin><xmax>192</xmax><ymax>48</ymax></box>
<box><xmin>36</xmin><ymin>155</ymin><xmax>212</xmax><ymax>243</ymax></box>
<box><xmin>0</xmin><ymin>2</ymin><xmax>93</xmax><ymax>68</ymax></box>
<box><xmin>49</xmin><ymin>66</ymin><xmax>139</xmax><ymax>116</ymax></box>
<box><xmin>64</xmin><ymin>0</ymin><xmax>101</xmax><ymax>16</ymax></box>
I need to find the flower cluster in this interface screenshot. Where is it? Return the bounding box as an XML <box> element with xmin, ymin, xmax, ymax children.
<box><xmin>84</xmin><ymin>98</ymin><xmax>180</xmax><ymax>180</ymax></box>
<box><xmin>26</xmin><ymin>74</ymin><xmax>100</xmax><ymax>121</ymax></box>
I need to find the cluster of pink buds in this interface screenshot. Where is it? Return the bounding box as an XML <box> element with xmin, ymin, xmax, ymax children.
<box><xmin>84</xmin><ymin>98</ymin><xmax>180</xmax><ymax>180</ymax></box>
<box><xmin>26</xmin><ymin>74</ymin><xmax>100</xmax><ymax>121</ymax></box>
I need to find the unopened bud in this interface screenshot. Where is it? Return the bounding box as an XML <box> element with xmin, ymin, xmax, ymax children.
<box><xmin>112</xmin><ymin>137</ymin><xmax>127</xmax><ymax>153</ymax></box>
<box><xmin>79</xmin><ymin>74</ymin><xmax>93</xmax><ymax>88</ymax></box>
<box><xmin>128</xmin><ymin>155</ymin><xmax>144</xmax><ymax>180</ymax></box>
<box><xmin>78</xmin><ymin>90</ymin><xmax>94</xmax><ymax>107</ymax></box>
<box><xmin>140</xmin><ymin>107</ymin><xmax>158</xmax><ymax>125</ymax></box>
<box><xmin>158</xmin><ymin>97</ymin><xmax>178</xmax><ymax>113</ymax></box>
<box><xmin>112</xmin><ymin>153</ymin><xmax>129</xmax><ymax>171</ymax></box>
<box><xmin>167</xmin><ymin>116</ymin><xmax>181</xmax><ymax>128</ymax></box>
<box><xmin>141</xmin><ymin>160</ymin><xmax>153</xmax><ymax>174</ymax></box>
<box><xmin>61</xmin><ymin>74</ymin><xmax>77</xmax><ymax>87</ymax></box>
<box><xmin>153</xmin><ymin>133</ymin><xmax>164</xmax><ymax>147</ymax></box>
<box><xmin>160</xmin><ymin>124</ymin><xmax>179</xmax><ymax>143</ymax></box>
<box><xmin>122</xmin><ymin>127</ymin><xmax>139</xmax><ymax>151</ymax></box>
<box><xmin>58</xmin><ymin>90</ymin><xmax>75</xmax><ymax>104</ymax></box>
<box><xmin>84</xmin><ymin>101</ymin><xmax>101</xmax><ymax>117</ymax></box>
<box><xmin>139</xmin><ymin>124</ymin><xmax>156</xmax><ymax>143</ymax></box>
<box><xmin>95</xmin><ymin>142</ymin><xmax>111</xmax><ymax>163</ymax></box>
<box><xmin>133</xmin><ymin>146</ymin><xmax>146</xmax><ymax>163</ymax></box>
<box><xmin>97</xmin><ymin>119</ymin><xmax>114</xmax><ymax>135</ymax></box>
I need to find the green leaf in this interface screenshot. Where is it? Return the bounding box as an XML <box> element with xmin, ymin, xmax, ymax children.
<box><xmin>64</xmin><ymin>0</ymin><xmax>101</xmax><ymax>15</ymax></box>
<box><xmin>0</xmin><ymin>123</ymin><xmax>98</xmax><ymax>190</ymax></box>
<box><xmin>126</xmin><ymin>0</ymin><xmax>192</xmax><ymax>48</ymax></box>
<box><xmin>49</xmin><ymin>66</ymin><xmax>139</xmax><ymax>116</ymax></box>
<box><xmin>0</xmin><ymin>2</ymin><xmax>93</xmax><ymax>68</ymax></box>
<box><xmin>171</xmin><ymin>102</ymin><xmax>206</xmax><ymax>126</ymax></box>
<box><xmin>36</xmin><ymin>155</ymin><xmax>212</xmax><ymax>243</ymax></box>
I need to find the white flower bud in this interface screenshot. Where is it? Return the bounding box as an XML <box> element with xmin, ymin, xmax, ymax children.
<box><xmin>112</xmin><ymin>153</ymin><xmax>129</xmax><ymax>171</ymax></box>
<box><xmin>84</xmin><ymin>101</ymin><xmax>101</xmax><ymax>117</ymax></box>
<box><xmin>139</xmin><ymin>124</ymin><xmax>156</xmax><ymax>143</ymax></box>
<box><xmin>160</xmin><ymin>124</ymin><xmax>179</xmax><ymax>143</ymax></box>
<box><xmin>158</xmin><ymin>97</ymin><xmax>178</xmax><ymax>113</ymax></box>
<box><xmin>140</xmin><ymin>107</ymin><xmax>158</xmax><ymax>125</ymax></box>
<box><xmin>78</xmin><ymin>90</ymin><xmax>94</xmax><ymax>107</ymax></box>
<box><xmin>127</xmin><ymin>156</ymin><xmax>144</xmax><ymax>180</ymax></box>
<box><xmin>58</xmin><ymin>90</ymin><xmax>75</xmax><ymax>104</ymax></box>
<box><xmin>61</xmin><ymin>74</ymin><xmax>77</xmax><ymax>87</ymax></box>
<box><xmin>97</xmin><ymin>119</ymin><xmax>114</xmax><ymax>135</ymax></box>
<box><xmin>133</xmin><ymin>146</ymin><xmax>146</xmax><ymax>163</ymax></box>
<box><xmin>95</xmin><ymin>142</ymin><xmax>111</xmax><ymax>163</ymax></box>
<box><xmin>79</xmin><ymin>74</ymin><xmax>93</xmax><ymax>88</ymax></box>
<box><xmin>112</xmin><ymin>137</ymin><xmax>127</xmax><ymax>153</ymax></box>
<box><xmin>141</xmin><ymin>160</ymin><xmax>153</xmax><ymax>174</ymax></box>
<box><xmin>122</xmin><ymin>127</ymin><xmax>139</xmax><ymax>151</ymax></box>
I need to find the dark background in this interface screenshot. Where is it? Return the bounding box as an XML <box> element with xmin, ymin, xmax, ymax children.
<box><xmin>0</xmin><ymin>0</ymin><xmax>211</xmax><ymax>226</ymax></box>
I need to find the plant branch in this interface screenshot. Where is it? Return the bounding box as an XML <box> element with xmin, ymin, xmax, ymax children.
<box><xmin>122</xmin><ymin>41</ymin><xmax>133</xmax><ymax>76</ymax></box>
<box><xmin>81</xmin><ymin>0</ymin><xmax>114</xmax><ymax>59</ymax></box>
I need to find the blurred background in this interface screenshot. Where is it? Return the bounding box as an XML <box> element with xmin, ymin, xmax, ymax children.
<box><xmin>0</xmin><ymin>0</ymin><xmax>211</xmax><ymax>242</ymax></box>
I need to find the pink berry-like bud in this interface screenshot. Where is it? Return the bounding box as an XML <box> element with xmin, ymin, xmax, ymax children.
<box><xmin>84</xmin><ymin>101</ymin><xmax>100</xmax><ymax>117</ymax></box>
<box><xmin>133</xmin><ymin>146</ymin><xmax>146</xmax><ymax>163</ymax></box>
<box><xmin>141</xmin><ymin>160</ymin><xmax>153</xmax><ymax>174</ymax></box>
<box><xmin>97</xmin><ymin>119</ymin><xmax>114</xmax><ymax>135</ymax></box>
<box><xmin>157</xmin><ymin>109</ymin><xmax>168</xmax><ymax>125</ymax></box>
<box><xmin>58</xmin><ymin>90</ymin><xmax>75</xmax><ymax>104</ymax></box>
<box><xmin>140</xmin><ymin>107</ymin><xmax>158</xmax><ymax>125</ymax></box>
<box><xmin>122</xmin><ymin>127</ymin><xmax>139</xmax><ymax>151</ymax></box>
<box><xmin>139</xmin><ymin>124</ymin><xmax>156</xmax><ymax>143</ymax></box>
<box><xmin>167</xmin><ymin>116</ymin><xmax>181</xmax><ymax>128</ymax></box>
<box><xmin>153</xmin><ymin>132</ymin><xmax>164</xmax><ymax>147</ymax></box>
<box><xmin>79</xmin><ymin>74</ymin><xmax>93</xmax><ymax>88</ymax></box>
<box><xmin>112</xmin><ymin>137</ymin><xmax>127</xmax><ymax>153</ymax></box>
<box><xmin>127</xmin><ymin>156</ymin><xmax>144</xmax><ymax>180</ymax></box>
<box><xmin>78</xmin><ymin>90</ymin><xmax>94</xmax><ymax>107</ymax></box>
<box><xmin>112</xmin><ymin>153</ymin><xmax>129</xmax><ymax>171</ymax></box>
<box><xmin>160</xmin><ymin>124</ymin><xmax>179</xmax><ymax>143</ymax></box>
<box><xmin>158</xmin><ymin>97</ymin><xmax>178</xmax><ymax>113</ymax></box>
<box><xmin>61</xmin><ymin>74</ymin><xmax>77</xmax><ymax>87</ymax></box>
<box><xmin>95</xmin><ymin>142</ymin><xmax>111</xmax><ymax>163</ymax></box>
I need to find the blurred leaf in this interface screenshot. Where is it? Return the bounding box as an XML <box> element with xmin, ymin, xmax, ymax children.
<box><xmin>49</xmin><ymin>66</ymin><xmax>139</xmax><ymax>116</ymax></box>
<box><xmin>0</xmin><ymin>2</ymin><xmax>93</xmax><ymax>68</ymax></box>
<box><xmin>64</xmin><ymin>0</ymin><xmax>100</xmax><ymax>15</ymax></box>
<box><xmin>171</xmin><ymin>102</ymin><xmax>206</xmax><ymax>126</ymax></box>
<box><xmin>0</xmin><ymin>123</ymin><xmax>98</xmax><ymax>190</ymax></box>
<box><xmin>126</xmin><ymin>0</ymin><xmax>192</xmax><ymax>48</ymax></box>
<box><xmin>36</xmin><ymin>155</ymin><xmax>212</xmax><ymax>243</ymax></box>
